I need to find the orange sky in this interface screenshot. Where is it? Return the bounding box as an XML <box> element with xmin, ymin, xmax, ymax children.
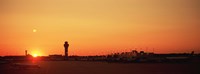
<box><xmin>0</xmin><ymin>0</ymin><xmax>200</xmax><ymax>56</ymax></box>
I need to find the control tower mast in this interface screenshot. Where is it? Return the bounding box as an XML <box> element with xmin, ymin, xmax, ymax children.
<box><xmin>64</xmin><ymin>41</ymin><xmax>69</xmax><ymax>59</ymax></box>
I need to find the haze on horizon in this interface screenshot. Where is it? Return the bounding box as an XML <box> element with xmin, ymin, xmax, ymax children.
<box><xmin>0</xmin><ymin>0</ymin><xmax>200</xmax><ymax>56</ymax></box>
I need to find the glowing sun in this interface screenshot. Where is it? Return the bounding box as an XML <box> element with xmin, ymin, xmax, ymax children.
<box><xmin>33</xmin><ymin>29</ymin><xmax>37</xmax><ymax>32</ymax></box>
<box><xmin>33</xmin><ymin>54</ymin><xmax>38</xmax><ymax>57</ymax></box>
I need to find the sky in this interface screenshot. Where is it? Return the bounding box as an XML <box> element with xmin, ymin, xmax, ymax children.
<box><xmin>0</xmin><ymin>0</ymin><xmax>200</xmax><ymax>56</ymax></box>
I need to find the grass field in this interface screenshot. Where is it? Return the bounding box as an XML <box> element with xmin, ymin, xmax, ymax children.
<box><xmin>1</xmin><ymin>61</ymin><xmax>200</xmax><ymax>74</ymax></box>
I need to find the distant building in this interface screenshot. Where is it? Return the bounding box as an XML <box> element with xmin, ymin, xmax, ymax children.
<box><xmin>64</xmin><ymin>41</ymin><xmax>69</xmax><ymax>59</ymax></box>
<box><xmin>25</xmin><ymin>50</ymin><xmax>28</xmax><ymax>56</ymax></box>
<box><xmin>49</xmin><ymin>54</ymin><xmax>63</xmax><ymax>61</ymax></box>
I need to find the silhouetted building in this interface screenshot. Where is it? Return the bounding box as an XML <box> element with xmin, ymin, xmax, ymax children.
<box><xmin>49</xmin><ymin>54</ymin><xmax>63</xmax><ymax>61</ymax></box>
<box><xmin>64</xmin><ymin>41</ymin><xmax>69</xmax><ymax>59</ymax></box>
<box><xmin>25</xmin><ymin>50</ymin><xmax>28</xmax><ymax>56</ymax></box>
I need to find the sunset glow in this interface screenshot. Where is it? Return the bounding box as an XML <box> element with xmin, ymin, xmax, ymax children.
<box><xmin>33</xmin><ymin>54</ymin><xmax>38</xmax><ymax>58</ymax></box>
<box><xmin>0</xmin><ymin>0</ymin><xmax>200</xmax><ymax>56</ymax></box>
<box><xmin>33</xmin><ymin>29</ymin><xmax>37</xmax><ymax>33</ymax></box>
<box><xmin>30</xmin><ymin>49</ymin><xmax>42</xmax><ymax>57</ymax></box>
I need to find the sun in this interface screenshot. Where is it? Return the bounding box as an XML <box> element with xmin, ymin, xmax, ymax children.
<box><xmin>30</xmin><ymin>49</ymin><xmax>42</xmax><ymax>57</ymax></box>
<box><xmin>33</xmin><ymin>29</ymin><xmax>37</xmax><ymax>32</ymax></box>
<box><xmin>33</xmin><ymin>54</ymin><xmax>38</xmax><ymax>58</ymax></box>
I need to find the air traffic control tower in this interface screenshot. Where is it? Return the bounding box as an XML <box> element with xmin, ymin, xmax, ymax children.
<box><xmin>64</xmin><ymin>41</ymin><xmax>69</xmax><ymax>59</ymax></box>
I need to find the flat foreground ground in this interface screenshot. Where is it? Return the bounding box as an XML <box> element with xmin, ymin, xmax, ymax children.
<box><xmin>1</xmin><ymin>61</ymin><xmax>200</xmax><ymax>74</ymax></box>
